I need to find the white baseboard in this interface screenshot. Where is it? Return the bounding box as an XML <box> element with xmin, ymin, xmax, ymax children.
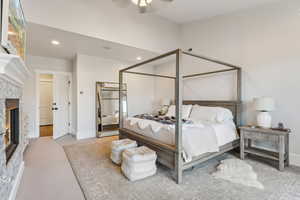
<box><xmin>76</xmin><ymin>131</ymin><xmax>96</xmax><ymax>140</ymax></box>
<box><xmin>290</xmin><ymin>153</ymin><xmax>300</xmax><ymax>167</ymax></box>
<box><xmin>8</xmin><ymin>161</ymin><xmax>24</xmax><ymax>200</ymax></box>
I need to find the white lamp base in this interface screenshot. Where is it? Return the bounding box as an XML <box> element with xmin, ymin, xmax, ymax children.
<box><xmin>257</xmin><ymin>111</ymin><xmax>272</xmax><ymax>128</ymax></box>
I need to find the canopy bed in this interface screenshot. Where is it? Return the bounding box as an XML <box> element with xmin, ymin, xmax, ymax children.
<box><xmin>119</xmin><ymin>49</ymin><xmax>242</xmax><ymax>184</ymax></box>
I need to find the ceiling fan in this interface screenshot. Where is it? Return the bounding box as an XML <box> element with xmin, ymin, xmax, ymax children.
<box><xmin>112</xmin><ymin>0</ymin><xmax>174</xmax><ymax>13</ymax></box>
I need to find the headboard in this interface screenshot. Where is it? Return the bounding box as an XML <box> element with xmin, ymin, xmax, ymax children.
<box><xmin>183</xmin><ymin>100</ymin><xmax>242</xmax><ymax>126</ymax></box>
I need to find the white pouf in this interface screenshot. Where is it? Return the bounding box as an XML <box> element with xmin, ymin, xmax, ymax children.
<box><xmin>110</xmin><ymin>139</ymin><xmax>137</xmax><ymax>165</ymax></box>
<box><xmin>121</xmin><ymin>146</ymin><xmax>157</xmax><ymax>181</ymax></box>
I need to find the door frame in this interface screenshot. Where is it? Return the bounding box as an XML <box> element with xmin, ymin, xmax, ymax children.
<box><xmin>35</xmin><ymin>70</ymin><xmax>72</xmax><ymax>138</ymax></box>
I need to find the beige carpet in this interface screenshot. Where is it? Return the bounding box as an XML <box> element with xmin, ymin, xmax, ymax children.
<box><xmin>64</xmin><ymin>137</ymin><xmax>300</xmax><ymax>200</ymax></box>
<box><xmin>16</xmin><ymin>137</ymin><xmax>85</xmax><ymax>200</ymax></box>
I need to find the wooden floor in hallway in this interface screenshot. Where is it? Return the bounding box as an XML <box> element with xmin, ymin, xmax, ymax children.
<box><xmin>40</xmin><ymin>125</ymin><xmax>53</xmax><ymax>137</ymax></box>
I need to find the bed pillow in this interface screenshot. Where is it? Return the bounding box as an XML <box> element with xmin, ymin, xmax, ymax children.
<box><xmin>166</xmin><ymin>105</ymin><xmax>193</xmax><ymax>119</ymax></box>
<box><xmin>215</xmin><ymin>107</ymin><xmax>234</xmax><ymax>122</ymax></box>
<box><xmin>189</xmin><ymin>105</ymin><xmax>217</xmax><ymax>122</ymax></box>
<box><xmin>189</xmin><ymin>105</ymin><xmax>233</xmax><ymax>123</ymax></box>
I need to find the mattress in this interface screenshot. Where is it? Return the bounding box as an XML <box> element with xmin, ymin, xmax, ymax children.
<box><xmin>124</xmin><ymin>117</ymin><xmax>238</xmax><ymax>162</ymax></box>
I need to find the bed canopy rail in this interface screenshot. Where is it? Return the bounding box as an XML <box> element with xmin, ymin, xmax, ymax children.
<box><xmin>119</xmin><ymin>49</ymin><xmax>242</xmax><ymax>184</ymax></box>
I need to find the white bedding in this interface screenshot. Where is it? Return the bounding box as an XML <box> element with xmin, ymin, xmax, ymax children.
<box><xmin>102</xmin><ymin>115</ymin><xmax>118</xmax><ymax>125</ymax></box>
<box><xmin>124</xmin><ymin>117</ymin><xmax>238</xmax><ymax>162</ymax></box>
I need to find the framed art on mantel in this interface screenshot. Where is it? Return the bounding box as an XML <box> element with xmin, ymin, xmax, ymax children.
<box><xmin>1</xmin><ymin>0</ymin><xmax>26</xmax><ymax>60</ymax></box>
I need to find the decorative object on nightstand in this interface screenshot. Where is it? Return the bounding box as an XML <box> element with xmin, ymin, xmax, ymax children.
<box><xmin>239</xmin><ymin>126</ymin><xmax>291</xmax><ymax>171</ymax></box>
<box><xmin>254</xmin><ymin>97</ymin><xmax>275</xmax><ymax>128</ymax></box>
<box><xmin>158</xmin><ymin>98</ymin><xmax>170</xmax><ymax>116</ymax></box>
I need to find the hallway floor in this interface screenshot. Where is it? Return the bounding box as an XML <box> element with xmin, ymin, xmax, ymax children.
<box><xmin>40</xmin><ymin>125</ymin><xmax>53</xmax><ymax>137</ymax></box>
<box><xmin>16</xmin><ymin>136</ymin><xmax>86</xmax><ymax>200</ymax></box>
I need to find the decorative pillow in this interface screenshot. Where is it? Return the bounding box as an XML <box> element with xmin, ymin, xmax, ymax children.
<box><xmin>158</xmin><ymin>105</ymin><xmax>169</xmax><ymax>116</ymax></box>
<box><xmin>189</xmin><ymin>105</ymin><xmax>233</xmax><ymax>123</ymax></box>
<box><xmin>166</xmin><ymin>105</ymin><xmax>193</xmax><ymax>119</ymax></box>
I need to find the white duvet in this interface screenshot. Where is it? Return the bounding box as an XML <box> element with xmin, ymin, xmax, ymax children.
<box><xmin>102</xmin><ymin>115</ymin><xmax>119</xmax><ymax>125</ymax></box>
<box><xmin>124</xmin><ymin>117</ymin><xmax>238</xmax><ymax>162</ymax></box>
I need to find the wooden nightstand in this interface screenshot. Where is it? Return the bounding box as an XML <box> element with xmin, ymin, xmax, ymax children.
<box><xmin>239</xmin><ymin>126</ymin><xmax>291</xmax><ymax>171</ymax></box>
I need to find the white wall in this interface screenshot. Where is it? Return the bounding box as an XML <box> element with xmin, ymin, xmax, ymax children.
<box><xmin>25</xmin><ymin>55</ymin><xmax>73</xmax><ymax>72</ymax></box>
<box><xmin>22</xmin><ymin>0</ymin><xmax>181</xmax><ymax>53</ymax></box>
<box><xmin>154</xmin><ymin>56</ymin><xmax>237</xmax><ymax>103</ymax></box>
<box><xmin>180</xmin><ymin>0</ymin><xmax>300</xmax><ymax>165</ymax></box>
<box><xmin>23</xmin><ymin>55</ymin><xmax>73</xmax><ymax>138</ymax></box>
<box><xmin>75</xmin><ymin>54</ymin><xmax>156</xmax><ymax>140</ymax></box>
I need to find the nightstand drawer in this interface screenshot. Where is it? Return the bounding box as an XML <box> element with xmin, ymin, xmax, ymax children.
<box><xmin>243</xmin><ymin>130</ymin><xmax>275</xmax><ymax>141</ymax></box>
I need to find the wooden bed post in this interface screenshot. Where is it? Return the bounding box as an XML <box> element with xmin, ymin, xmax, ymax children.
<box><xmin>119</xmin><ymin>71</ymin><xmax>124</xmax><ymax>129</ymax></box>
<box><xmin>175</xmin><ymin>49</ymin><xmax>183</xmax><ymax>184</ymax></box>
<box><xmin>237</xmin><ymin>68</ymin><xmax>242</xmax><ymax>126</ymax></box>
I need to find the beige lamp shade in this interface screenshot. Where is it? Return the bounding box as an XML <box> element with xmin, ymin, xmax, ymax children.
<box><xmin>254</xmin><ymin>97</ymin><xmax>275</xmax><ymax>111</ymax></box>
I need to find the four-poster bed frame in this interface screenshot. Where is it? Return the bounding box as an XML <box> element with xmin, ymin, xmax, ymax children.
<box><xmin>119</xmin><ymin>49</ymin><xmax>242</xmax><ymax>184</ymax></box>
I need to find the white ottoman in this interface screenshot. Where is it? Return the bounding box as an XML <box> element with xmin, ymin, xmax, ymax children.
<box><xmin>110</xmin><ymin>139</ymin><xmax>137</xmax><ymax>165</ymax></box>
<box><xmin>121</xmin><ymin>146</ymin><xmax>157</xmax><ymax>181</ymax></box>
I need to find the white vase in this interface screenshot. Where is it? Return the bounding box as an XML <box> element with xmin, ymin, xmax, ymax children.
<box><xmin>257</xmin><ymin>111</ymin><xmax>272</xmax><ymax>128</ymax></box>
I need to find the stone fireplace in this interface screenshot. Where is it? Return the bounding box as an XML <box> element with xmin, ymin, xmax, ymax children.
<box><xmin>0</xmin><ymin>54</ymin><xmax>30</xmax><ymax>200</ymax></box>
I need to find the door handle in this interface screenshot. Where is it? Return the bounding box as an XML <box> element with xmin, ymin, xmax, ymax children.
<box><xmin>52</xmin><ymin>107</ymin><xmax>58</xmax><ymax>110</ymax></box>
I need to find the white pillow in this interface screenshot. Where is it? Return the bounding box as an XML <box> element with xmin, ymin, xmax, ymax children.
<box><xmin>189</xmin><ymin>105</ymin><xmax>233</xmax><ymax>123</ymax></box>
<box><xmin>215</xmin><ymin>107</ymin><xmax>234</xmax><ymax>122</ymax></box>
<box><xmin>166</xmin><ymin>105</ymin><xmax>193</xmax><ymax>119</ymax></box>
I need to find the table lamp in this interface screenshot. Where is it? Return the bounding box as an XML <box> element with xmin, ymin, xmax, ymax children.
<box><xmin>254</xmin><ymin>97</ymin><xmax>275</xmax><ymax>128</ymax></box>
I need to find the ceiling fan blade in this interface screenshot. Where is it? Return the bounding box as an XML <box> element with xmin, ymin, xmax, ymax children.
<box><xmin>112</xmin><ymin>0</ymin><xmax>131</xmax><ymax>8</ymax></box>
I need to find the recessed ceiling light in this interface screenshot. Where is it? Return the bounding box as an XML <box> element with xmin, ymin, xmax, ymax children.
<box><xmin>51</xmin><ymin>40</ymin><xmax>60</xmax><ymax>45</ymax></box>
<box><xmin>136</xmin><ymin>56</ymin><xmax>142</xmax><ymax>61</ymax></box>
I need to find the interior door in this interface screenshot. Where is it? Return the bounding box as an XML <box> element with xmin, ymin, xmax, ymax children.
<box><xmin>53</xmin><ymin>74</ymin><xmax>70</xmax><ymax>139</ymax></box>
<box><xmin>39</xmin><ymin>81</ymin><xmax>53</xmax><ymax>125</ymax></box>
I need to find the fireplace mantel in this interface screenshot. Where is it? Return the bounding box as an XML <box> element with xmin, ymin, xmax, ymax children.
<box><xmin>0</xmin><ymin>53</ymin><xmax>30</xmax><ymax>86</ymax></box>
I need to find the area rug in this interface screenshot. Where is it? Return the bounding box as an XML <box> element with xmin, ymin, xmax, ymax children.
<box><xmin>212</xmin><ymin>158</ymin><xmax>264</xmax><ymax>190</ymax></box>
<box><xmin>63</xmin><ymin>137</ymin><xmax>300</xmax><ymax>200</ymax></box>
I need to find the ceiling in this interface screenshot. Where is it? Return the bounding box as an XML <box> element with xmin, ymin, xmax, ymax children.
<box><xmin>26</xmin><ymin>23</ymin><xmax>158</xmax><ymax>62</ymax></box>
<box><xmin>26</xmin><ymin>1</ymin><xmax>282</xmax><ymax>61</ymax></box>
<box><xmin>155</xmin><ymin>0</ymin><xmax>281</xmax><ymax>24</ymax></box>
